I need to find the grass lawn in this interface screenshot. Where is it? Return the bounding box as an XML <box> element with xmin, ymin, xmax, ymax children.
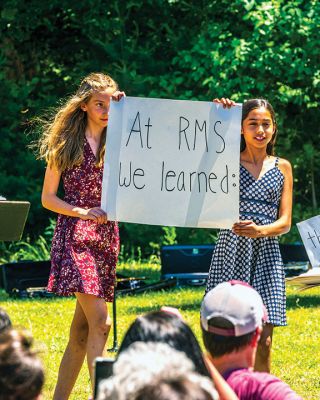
<box><xmin>0</xmin><ymin>261</ymin><xmax>319</xmax><ymax>399</ymax></box>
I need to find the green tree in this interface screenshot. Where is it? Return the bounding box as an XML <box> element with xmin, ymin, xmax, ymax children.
<box><xmin>1</xmin><ymin>0</ymin><xmax>319</xmax><ymax>254</ymax></box>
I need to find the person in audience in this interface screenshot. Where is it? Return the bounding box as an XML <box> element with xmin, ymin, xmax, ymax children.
<box><xmin>132</xmin><ymin>372</ymin><xmax>218</xmax><ymax>400</ymax></box>
<box><xmin>0</xmin><ymin>329</ymin><xmax>44</xmax><ymax>400</ymax></box>
<box><xmin>117</xmin><ymin>309</ymin><xmax>238</xmax><ymax>400</ymax></box>
<box><xmin>0</xmin><ymin>306</ymin><xmax>12</xmax><ymax>332</ymax></box>
<box><xmin>97</xmin><ymin>341</ymin><xmax>219</xmax><ymax>400</ymax></box>
<box><xmin>201</xmin><ymin>280</ymin><xmax>303</xmax><ymax>400</ymax></box>
<box><xmin>118</xmin><ymin>309</ymin><xmax>209</xmax><ymax>376</ymax></box>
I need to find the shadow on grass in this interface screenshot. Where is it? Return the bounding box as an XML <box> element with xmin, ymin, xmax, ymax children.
<box><xmin>120</xmin><ymin>286</ymin><xmax>320</xmax><ymax>314</ymax></box>
<box><xmin>124</xmin><ymin>302</ymin><xmax>203</xmax><ymax>315</ymax></box>
<box><xmin>120</xmin><ymin>286</ymin><xmax>204</xmax><ymax>314</ymax></box>
<box><xmin>0</xmin><ymin>289</ymin><xmax>73</xmax><ymax>304</ymax></box>
<box><xmin>286</xmin><ymin>293</ymin><xmax>320</xmax><ymax>310</ymax></box>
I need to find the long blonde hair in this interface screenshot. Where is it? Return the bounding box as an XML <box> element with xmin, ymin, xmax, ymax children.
<box><xmin>37</xmin><ymin>72</ymin><xmax>118</xmax><ymax>171</ymax></box>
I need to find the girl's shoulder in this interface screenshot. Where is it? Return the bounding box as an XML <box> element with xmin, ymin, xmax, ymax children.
<box><xmin>275</xmin><ymin>156</ymin><xmax>292</xmax><ymax>168</ymax></box>
<box><xmin>274</xmin><ymin>156</ymin><xmax>292</xmax><ymax>177</ymax></box>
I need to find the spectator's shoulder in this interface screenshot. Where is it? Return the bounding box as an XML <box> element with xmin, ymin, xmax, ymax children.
<box><xmin>226</xmin><ymin>369</ymin><xmax>302</xmax><ymax>400</ymax></box>
<box><xmin>225</xmin><ymin>369</ymin><xmax>262</xmax><ymax>397</ymax></box>
<box><xmin>260</xmin><ymin>372</ymin><xmax>303</xmax><ymax>400</ymax></box>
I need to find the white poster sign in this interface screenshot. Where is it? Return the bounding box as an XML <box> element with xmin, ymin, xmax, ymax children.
<box><xmin>297</xmin><ymin>216</ymin><xmax>320</xmax><ymax>268</ymax></box>
<box><xmin>101</xmin><ymin>97</ymin><xmax>242</xmax><ymax>228</ymax></box>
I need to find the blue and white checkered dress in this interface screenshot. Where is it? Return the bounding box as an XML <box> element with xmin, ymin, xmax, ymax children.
<box><xmin>205</xmin><ymin>158</ymin><xmax>286</xmax><ymax>326</ymax></box>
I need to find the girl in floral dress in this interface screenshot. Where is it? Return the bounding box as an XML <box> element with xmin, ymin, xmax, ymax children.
<box><xmin>39</xmin><ymin>73</ymin><xmax>125</xmax><ymax>399</ymax></box>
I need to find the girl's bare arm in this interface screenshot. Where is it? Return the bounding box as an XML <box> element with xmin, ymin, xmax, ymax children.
<box><xmin>233</xmin><ymin>158</ymin><xmax>293</xmax><ymax>238</ymax></box>
<box><xmin>41</xmin><ymin>166</ymin><xmax>107</xmax><ymax>223</ymax></box>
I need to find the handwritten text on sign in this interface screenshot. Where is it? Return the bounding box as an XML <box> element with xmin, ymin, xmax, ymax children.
<box><xmin>101</xmin><ymin>97</ymin><xmax>242</xmax><ymax>228</ymax></box>
<box><xmin>297</xmin><ymin>216</ymin><xmax>320</xmax><ymax>268</ymax></box>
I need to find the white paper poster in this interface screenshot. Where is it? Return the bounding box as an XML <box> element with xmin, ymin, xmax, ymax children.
<box><xmin>101</xmin><ymin>96</ymin><xmax>242</xmax><ymax>228</ymax></box>
<box><xmin>297</xmin><ymin>215</ymin><xmax>320</xmax><ymax>268</ymax></box>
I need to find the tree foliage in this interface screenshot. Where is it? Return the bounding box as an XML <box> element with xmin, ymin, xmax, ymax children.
<box><xmin>1</xmin><ymin>0</ymin><xmax>319</xmax><ymax>254</ymax></box>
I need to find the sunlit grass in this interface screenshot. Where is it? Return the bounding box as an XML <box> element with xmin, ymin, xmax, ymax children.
<box><xmin>0</xmin><ymin>261</ymin><xmax>319</xmax><ymax>399</ymax></box>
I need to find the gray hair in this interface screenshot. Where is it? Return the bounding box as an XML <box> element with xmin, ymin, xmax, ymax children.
<box><xmin>97</xmin><ymin>342</ymin><xmax>218</xmax><ymax>400</ymax></box>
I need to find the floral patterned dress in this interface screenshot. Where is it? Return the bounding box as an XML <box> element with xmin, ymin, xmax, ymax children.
<box><xmin>47</xmin><ymin>138</ymin><xmax>120</xmax><ymax>302</ymax></box>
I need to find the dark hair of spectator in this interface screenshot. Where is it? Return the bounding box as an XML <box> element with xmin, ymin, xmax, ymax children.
<box><xmin>241</xmin><ymin>98</ymin><xmax>277</xmax><ymax>155</ymax></box>
<box><xmin>134</xmin><ymin>376</ymin><xmax>215</xmax><ymax>400</ymax></box>
<box><xmin>0</xmin><ymin>329</ymin><xmax>44</xmax><ymax>400</ymax></box>
<box><xmin>0</xmin><ymin>307</ymin><xmax>12</xmax><ymax>333</ymax></box>
<box><xmin>202</xmin><ymin>317</ymin><xmax>255</xmax><ymax>357</ymax></box>
<box><xmin>118</xmin><ymin>310</ymin><xmax>210</xmax><ymax>377</ymax></box>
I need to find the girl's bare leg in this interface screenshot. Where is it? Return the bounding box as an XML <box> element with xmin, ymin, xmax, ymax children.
<box><xmin>254</xmin><ymin>323</ymin><xmax>274</xmax><ymax>372</ymax></box>
<box><xmin>75</xmin><ymin>293</ymin><xmax>111</xmax><ymax>386</ymax></box>
<box><xmin>53</xmin><ymin>300</ymin><xmax>89</xmax><ymax>400</ymax></box>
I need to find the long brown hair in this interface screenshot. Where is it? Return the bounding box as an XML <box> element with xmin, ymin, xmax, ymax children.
<box><xmin>37</xmin><ymin>72</ymin><xmax>118</xmax><ymax>171</ymax></box>
<box><xmin>241</xmin><ymin>98</ymin><xmax>277</xmax><ymax>155</ymax></box>
<box><xmin>0</xmin><ymin>329</ymin><xmax>44</xmax><ymax>400</ymax></box>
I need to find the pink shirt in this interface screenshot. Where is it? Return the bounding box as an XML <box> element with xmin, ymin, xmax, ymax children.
<box><xmin>223</xmin><ymin>368</ymin><xmax>303</xmax><ymax>400</ymax></box>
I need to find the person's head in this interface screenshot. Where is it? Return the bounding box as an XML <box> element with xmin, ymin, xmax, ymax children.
<box><xmin>201</xmin><ymin>280</ymin><xmax>267</xmax><ymax>359</ymax></box>
<box><xmin>0</xmin><ymin>307</ymin><xmax>12</xmax><ymax>333</ymax></box>
<box><xmin>118</xmin><ymin>310</ymin><xmax>209</xmax><ymax>376</ymax></box>
<box><xmin>0</xmin><ymin>329</ymin><xmax>44</xmax><ymax>400</ymax></box>
<box><xmin>241</xmin><ymin>98</ymin><xmax>277</xmax><ymax>155</ymax></box>
<box><xmin>37</xmin><ymin>72</ymin><xmax>118</xmax><ymax>171</ymax></box>
<box><xmin>78</xmin><ymin>72</ymin><xmax>118</xmax><ymax>130</ymax></box>
<box><xmin>97</xmin><ymin>341</ymin><xmax>218</xmax><ymax>400</ymax></box>
<box><xmin>133</xmin><ymin>373</ymin><xmax>218</xmax><ymax>400</ymax></box>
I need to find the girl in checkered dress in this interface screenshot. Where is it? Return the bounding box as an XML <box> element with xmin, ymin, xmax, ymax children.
<box><xmin>205</xmin><ymin>98</ymin><xmax>293</xmax><ymax>373</ymax></box>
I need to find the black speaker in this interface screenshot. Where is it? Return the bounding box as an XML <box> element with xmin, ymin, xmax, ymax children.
<box><xmin>160</xmin><ymin>243</ymin><xmax>309</xmax><ymax>283</ymax></box>
<box><xmin>279</xmin><ymin>243</ymin><xmax>308</xmax><ymax>263</ymax></box>
<box><xmin>279</xmin><ymin>243</ymin><xmax>310</xmax><ymax>277</ymax></box>
<box><xmin>160</xmin><ymin>245</ymin><xmax>214</xmax><ymax>285</ymax></box>
<box><xmin>0</xmin><ymin>260</ymin><xmax>51</xmax><ymax>297</ymax></box>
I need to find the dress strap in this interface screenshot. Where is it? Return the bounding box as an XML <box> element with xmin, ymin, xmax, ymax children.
<box><xmin>274</xmin><ymin>157</ymin><xmax>279</xmax><ymax>167</ymax></box>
